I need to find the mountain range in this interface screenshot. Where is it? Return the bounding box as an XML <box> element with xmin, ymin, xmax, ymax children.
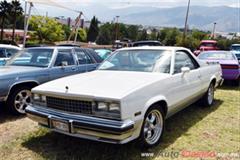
<box><xmin>80</xmin><ymin>5</ymin><xmax>239</xmax><ymax>32</ymax></box>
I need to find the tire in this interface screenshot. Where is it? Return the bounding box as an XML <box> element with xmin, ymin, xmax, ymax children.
<box><xmin>200</xmin><ymin>82</ymin><xmax>215</xmax><ymax>107</ymax></box>
<box><xmin>6</xmin><ymin>86</ymin><xmax>32</xmax><ymax>115</ymax></box>
<box><xmin>139</xmin><ymin>105</ymin><xmax>165</xmax><ymax>148</ymax></box>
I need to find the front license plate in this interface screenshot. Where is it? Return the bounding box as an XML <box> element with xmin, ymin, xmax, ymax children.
<box><xmin>52</xmin><ymin>120</ymin><xmax>69</xmax><ymax>132</ymax></box>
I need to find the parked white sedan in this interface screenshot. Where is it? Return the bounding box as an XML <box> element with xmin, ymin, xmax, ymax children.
<box><xmin>26</xmin><ymin>47</ymin><xmax>223</xmax><ymax>147</ymax></box>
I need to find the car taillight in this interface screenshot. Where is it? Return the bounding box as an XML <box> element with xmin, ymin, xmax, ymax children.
<box><xmin>221</xmin><ymin>65</ymin><xmax>239</xmax><ymax>69</ymax></box>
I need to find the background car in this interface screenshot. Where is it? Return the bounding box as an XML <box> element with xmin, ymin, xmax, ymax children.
<box><xmin>231</xmin><ymin>44</ymin><xmax>240</xmax><ymax>62</ymax></box>
<box><xmin>94</xmin><ymin>48</ymin><xmax>112</xmax><ymax>60</ymax></box>
<box><xmin>0</xmin><ymin>44</ymin><xmax>21</xmax><ymax>66</ymax></box>
<box><xmin>194</xmin><ymin>40</ymin><xmax>218</xmax><ymax>56</ymax></box>
<box><xmin>198</xmin><ymin>51</ymin><xmax>240</xmax><ymax>84</ymax></box>
<box><xmin>132</xmin><ymin>40</ymin><xmax>162</xmax><ymax>47</ymax></box>
<box><xmin>0</xmin><ymin>46</ymin><xmax>102</xmax><ymax>115</ymax></box>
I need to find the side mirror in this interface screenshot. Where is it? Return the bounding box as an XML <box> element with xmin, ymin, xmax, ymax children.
<box><xmin>181</xmin><ymin>67</ymin><xmax>190</xmax><ymax>75</ymax></box>
<box><xmin>61</xmin><ymin>61</ymin><xmax>68</xmax><ymax>67</ymax></box>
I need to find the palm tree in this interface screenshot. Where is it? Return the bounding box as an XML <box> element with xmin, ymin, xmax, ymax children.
<box><xmin>10</xmin><ymin>0</ymin><xmax>23</xmax><ymax>42</ymax></box>
<box><xmin>0</xmin><ymin>0</ymin><xmax>11</xmax><ymax>41</ymax></box>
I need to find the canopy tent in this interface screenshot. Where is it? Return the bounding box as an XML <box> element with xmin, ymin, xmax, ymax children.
<box><xmin>26</xmin><ymin>0</ymin><xmax>80</xmax><ymax>13</ymax></box>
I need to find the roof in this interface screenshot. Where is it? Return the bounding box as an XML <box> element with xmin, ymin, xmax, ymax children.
<box><xmin>231</xmin><ymin>44</ymin><xmax>240</xmax><ymax>46</ymax></box>
<box><xmin>118</xmin><ymin>46</ymin><xmax>187</xmax><ymax>51</ymax></box>
<box><xmin>133</xmin><ymin>40</ymin><xmax>161</xmax><ymax>44</ymax></box>
<box><xmin>25</xmin><ymin>46</ymin><xmax>79</xmax><ymax>50</ymax></box>
<box><xmin>0</xmin><ymin>44</ymin><xmax>21</xmax><ymax>50</ymax></box>
<box><xmin>200</xmin><ymin>40</ymin><xmax>217</xmax><ymax>43</ymax></box>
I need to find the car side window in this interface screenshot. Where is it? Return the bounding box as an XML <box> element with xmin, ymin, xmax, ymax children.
<box><xmin>153</xmin><ymin>53</ymin><xmax>171</xmax><ymax>73</ymax></box>
<box><xmin>174</xmin><ymin>51</ymin><xmax>196</xmax><ymax>74</ymax></box>
<box><xmin>75</xmin><ymin>49</ymin><xmax>93</xmax><ymax>64</ymax></box>
<box><xmin>54</xmin><ymin>51</ymin><xmax>75</xmax><ymax>67</ymax></box>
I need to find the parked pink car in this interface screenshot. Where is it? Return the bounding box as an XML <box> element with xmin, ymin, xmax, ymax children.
<box><xmin>194</xmin><ymin>40</ymin><xmax>218</xmax><ymax>56</ymax></box>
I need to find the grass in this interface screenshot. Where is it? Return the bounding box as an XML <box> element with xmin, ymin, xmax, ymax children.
<box><xmin>0</xmin><ymin>84</ymin><xmax>239</xmax><ymax>160</ymax></box>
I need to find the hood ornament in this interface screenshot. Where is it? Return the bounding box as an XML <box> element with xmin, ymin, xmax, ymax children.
<box><xmin>65</xmin><ymin>86</ymin><xmax>69</xmax><ymax>93</ymax></box>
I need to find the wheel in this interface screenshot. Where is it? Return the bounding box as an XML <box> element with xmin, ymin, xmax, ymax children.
<box><xmin>139</xmin><ymin>106</ymin><xmax>165</xmax><ymax>148</ymax></box>
<box><xmin>200</xmin><ymin>82</ymin><xmax>215</xmax><ymax>107</ymax></box>
<box><xmin>7</xmin><ymin>86</ymin><xmax>32</xmax><ymax>115</ymax></box>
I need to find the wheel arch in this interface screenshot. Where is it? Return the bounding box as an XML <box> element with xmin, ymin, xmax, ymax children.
<box><xmin>143</xmin><ymin>96</ymin><xmax>168</xmax><ymax>118</ymax></box>
<box><xmin>210</xmin><ymin>76</ymin><xmax>217</xmax><ymax>87</ymax></box>
<box><xmin>7</xmin><ymin>80</ymin><xmax>39</xmax><ymax>100</ymax></box>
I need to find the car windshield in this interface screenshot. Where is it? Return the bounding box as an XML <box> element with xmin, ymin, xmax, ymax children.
<box><xmin>95</xmin><ymin>49</ymin><xmax>111</xmax><ymax>59</ymax></box>
<box><xmin>98</xmin><ymin>50</ymin><xmax>172</xmax><ymax>73</ymax></box>
<box><xmin>198</xmin><ymin>52</ymin><xmax>236</xmax><ymax>60</ymax></box>
<box><xmin>231</xmin><ymin>46</ymin><xmax>240</xmax><ymax>51</ymax></box>
<box><xmin>235</xmin><ymin>54</ymin><xmax>240</xmax><ymax>60</ymax></box>
<box><xmin>7</xmin><ymin>49</ymin><xmax>54</xmax><ymax>67</ymax></box>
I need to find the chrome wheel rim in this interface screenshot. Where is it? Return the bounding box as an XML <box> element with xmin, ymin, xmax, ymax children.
<box><xmin>14</xmin><ymin>90</ymin><xmax>31</xmax><ymax>114</ymax></box>
<box><xmin>208</xmin><ymin>85</ymin><xmax>214</xmax><ymax>105</ymax></box>
<box><xmin>144</xmin><ymin>109</ymin><xmax>163</xmax><ymax>145</ymax></box>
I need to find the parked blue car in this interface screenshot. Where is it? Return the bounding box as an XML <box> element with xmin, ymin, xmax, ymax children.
<box><xmin>0</xmin><ymin>44</ymin><xmax>21</xmax><ymax>66</ymax></box>
<box><xmin>0</xmin><ymin>46</ymin><xmax>102</xmax><ymax>114</ymax></box>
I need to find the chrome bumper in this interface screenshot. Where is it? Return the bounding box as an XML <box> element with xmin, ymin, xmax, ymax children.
<box><xmin>25</xmin><ymin>105</ymin><xmax>135</xmax><ymax>144</ymax></box>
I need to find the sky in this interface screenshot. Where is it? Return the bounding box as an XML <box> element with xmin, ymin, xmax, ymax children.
<box><xmin>22</xmin><ymin>0</ymin><xmax>239</xmax><ymax>8</ymax></box>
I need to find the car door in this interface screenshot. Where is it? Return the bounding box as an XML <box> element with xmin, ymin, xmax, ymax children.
<box><xmin>167</xmin><ymin>50</ymin><xmax>202</xmax><ymax>114</ymax></box>
<box><xmin>49</xmin><ymin>49</ymin><xmax>78</xmax><ymax>80</ymax></box>
<box><xmin>75</xmin><ymin>49</ymin><xmax>97</xmax><ymax>72</ymax></box>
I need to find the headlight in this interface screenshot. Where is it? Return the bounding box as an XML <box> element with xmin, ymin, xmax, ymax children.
<box><xmin>32</xmin><ymin>93</ymin><xmax>47</xmax><ymax>106</ymax></box>
<box><xmin>33</xmin><ymin>94</ymin><xmax>40</xmax><ymax>101</ymax></box>
<box><xmin>93</xmin><ymin>101</ymin><xmax>121</xmax><ymax>119</ymax></box>
<box><xmin>97</xmin><ymin>102</ymin><xmax>108</xmax><ymax>111</ymax></box>
<box><xmin>109</xmin><ymin>103</ymin><xmax>120</xmax><ymax>113</ymax></box>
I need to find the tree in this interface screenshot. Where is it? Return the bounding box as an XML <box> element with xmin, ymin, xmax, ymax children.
<box><xmin>191</xmin><ymin>29</ymin><xmax>208</xmax><ymax>40</ymax></box>
<box><xmin>77</xmin><ymin>28</ymin><xmax>87</xmax><ymax>42</ymax></box>
<box><xmin>126</xmin><ymin>25</ymin><xmax>139</xmax><ymax>41</ymax></box>
<box><xmin>163</xmin><ymin>28</ymin><xmax>181</xmax><ymax>46</ymax></box>
<box><xmin>137</xmin><ymin>29</ymin><xmax>148</xmax><ymax>41</ymax></box>
<box><xmin>150</xmin><ymin>29</ymin><xmax>158</xmax><ymax>40</ymax></box>
<box><xmin>0</xmin><ymin>0</ymin><xmax>11</xmax><ymax>41</ymax></box>
<box><xmin>10</xmin><ymin>0</ymin><xmax>23</xmax><ymax>42</ymax></box>
<box><xmin>29</xmin><ymin>16</ymin><xmax>64</xmax><ymax>43</ymax></box>
<box><xmin>158</xmin><ymin>28</ymin><xmax>169</xmax><ymax>43</ymax></box>
<box><xmin>62</xmin><ymin>24</ymin><xmax>71</xmax><ymax>40</ymax></box>
<box><xmin>87</xmin><ymin>16</ymin><xmax>99</xmax><ymax>42</ymax></box>
<box><xmin>96</xmin><ymin>26</ymin><xmax>111</xmax><ymax>45</ymax></box>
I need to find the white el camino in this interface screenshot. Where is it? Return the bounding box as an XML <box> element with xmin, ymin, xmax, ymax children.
<box><xmin>26</xmin><ymin>47</ymin><xmax>223</xmax><ymax>147</ymax></box>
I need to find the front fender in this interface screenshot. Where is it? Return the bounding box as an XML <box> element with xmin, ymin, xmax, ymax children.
<box><xmin>5</xmin><ymin>80</ymin><xmax>40</xmax><ymax>100</ymax></box>
<box><xmin>142</xmin><ymin>95</ymin><xmax>168</xmax><ymax>117</ymax></box>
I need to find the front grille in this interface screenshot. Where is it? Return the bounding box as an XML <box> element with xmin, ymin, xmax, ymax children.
<box><xmin>46</xmin><ymin>97</ymin><xmax>92</xmax><ymax>114</ymax></box>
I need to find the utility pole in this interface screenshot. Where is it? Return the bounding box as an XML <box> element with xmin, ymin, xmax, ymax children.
<box><xmin>212</xmin><ymin>22</ymin><xmax>217</xmax><ymax>39</ymax></box>
<box><xmin>182</xmin><ymin>0</ymin><xmax>191</xmax><ymax>44</ymax></box>
<box><xmin>115</xmin><ymin>16</ymin><xmax>120</xmax><ymax>41</ymax></box>
<box><xmin>23</xmin><ymin>2</ymin><xmax>33</xmax><ymax>48</ymax></box>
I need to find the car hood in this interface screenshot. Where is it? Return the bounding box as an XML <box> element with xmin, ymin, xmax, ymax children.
<box><xmin>0</xmin><ymin>65</ymin><xmax>43</xmax><ymax>76</ymax></box>
<box><xmin>33</xmin><ymin>70</ymin><xmax>169</xmax><ymax>99</ymax></box>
